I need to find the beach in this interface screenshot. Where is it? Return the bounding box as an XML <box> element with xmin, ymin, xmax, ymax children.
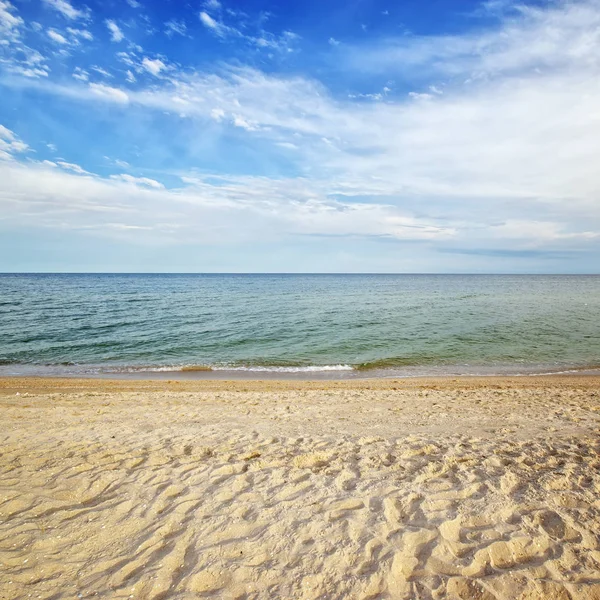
<box><xmin>1</xmin><ymin>376</ymin><xmax>600</xmax><ymax>599</ymax></box>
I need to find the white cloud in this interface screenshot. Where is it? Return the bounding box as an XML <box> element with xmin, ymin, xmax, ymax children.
<box><xmin>72</xmin><ymin>67</ymin><xmax>89</xmax><ymax>81</ymax></box>
<box><xmin>408</xmin><ymin>91</ymin><xmax>433</xmax><ymax>101</ymax></box>
<box><xmin>141</xmin><ymin>57</ymin><xmax>166</xmax><ymax>76</ymax></box>
<box><xmin>42</xmin><ymin>0</ymin><xmax>89</xmax><ymax>21</ymax></box>
<box><xmin>67</xmin><ymin>27</ymin><xmax>93</xmax><ymax>41</ymax></box>
<box><xmin>47</xmin><ymin>26</ymin><xmax>94</xmax><ymax>46</ymax></box>
<box><xmin>0</xmin><ymin>157</ymin><xmax>457</xmax><ymax>244</ymax></box>
<box><xmin>328</xmin><ymin>37</ymin><xmax>340</xmax><ymax>46</ymax></box>
<box><xmin>47</xmin><ymin>28</ymin><xmax>69</xmax><ymax>44</ymax></box>
<box><xmin>232</xmin><ymin>115</ymin><xmax>258</xmax><ymax>131</ymax></box>
<box><xmin>88</xmin><ymin>82</ymin><xmax>129</xmax><ymax>103</ymax></box>
<box><xmin>126</xmin><ymin>0</ymin><xmax>141</xmax><ymax>7</ymax></box>
<box><xmin>57</xmin><ymin>160</ymin><xmax>90</xmax><ymax>175</ymax></box>
<box><xmin>116</xmin><ymin>51</ymin><xmax>135</xmax><ymax>66</ymax></box>
<box><xmin>106</xmin><ymin>19</ymin><xmax>124</xmax><ymax>42</ymax></box>
<box><xmin>7</xmin><ymin>64</ymin><xmax>50</xmax><ymax>78</ymax></box>
<box><xmin>115</xmin><ymin>50</ymin><xmax>169</xmax><ymax>80</ymax></box>
<box><xmin>348</xmin><ymin>90</ymin><xmax>384</xmax><ymax>100</ymax></box>
<box><xmin>0</xmin><ymin>125</ymin><xmax>15</xmax><ymax>141</ymax></box>
<box><xmin>199</xmin><ymin>11</ymin><xmax>227</xmax><ymax>36</ymax></box>
<box><xmin>110</xmin><ymin>173</ymin><xmax>164</xmax><ymax>188</ymax></box>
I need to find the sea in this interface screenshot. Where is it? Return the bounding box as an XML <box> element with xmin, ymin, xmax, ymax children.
<box><xmin>0</xmin><ymin>274</ymin><xmax>599</xmax><ymax>379</ymax></box>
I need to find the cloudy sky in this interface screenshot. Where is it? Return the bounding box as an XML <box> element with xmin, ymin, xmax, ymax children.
<box><xmin>1</xmin><ymin>0</ymin><xmax>599</xmax><ymax>272</ymax></box>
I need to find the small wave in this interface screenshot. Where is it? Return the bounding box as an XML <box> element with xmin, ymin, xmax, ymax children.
<box><xmin>109</xmin><ymin>365</ymin><xmax>198</xmax><ymax>373</ymax></box>
<box><xmin>511</xmin><ymin>365</ymin><xmax>600</xmax><ymax>377</ymax></box>
<box><xmin>103</xmin><ymin>363</ymin><xmax>354</xmax><ymax>374</ymax></box>
<box><xmin>355</xmin><ymin>357</ymin><xmax>431</xmax><ymax>370</ymax></box>
<box><xmin>211</xmin><ymin>365</ymin><xmax>354</xmax><ymax>373</ymax></box>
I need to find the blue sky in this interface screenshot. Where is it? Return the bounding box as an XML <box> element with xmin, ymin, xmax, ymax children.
<box><xmin>1</xmin><ymin>0</ymin><xmax>599</xmax><ymax>272</ymax></box>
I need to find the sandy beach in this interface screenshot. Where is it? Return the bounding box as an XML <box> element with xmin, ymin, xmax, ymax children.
<box><xmin>1</xmin><ymin>376</ymin><xmax>600</xmax><ymax>599</ymax></box>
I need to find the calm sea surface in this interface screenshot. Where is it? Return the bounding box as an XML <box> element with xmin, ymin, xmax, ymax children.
<box><xmin>0</xmin><ymin>274</ymin><xmax>599</xmax><ymax>378</ymax></box>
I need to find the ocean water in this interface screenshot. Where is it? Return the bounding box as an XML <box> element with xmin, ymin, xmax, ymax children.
<box><xmin>0</xmin><ymin>274</ymin><xmax>599</xmax><ymax>379</ymax></box>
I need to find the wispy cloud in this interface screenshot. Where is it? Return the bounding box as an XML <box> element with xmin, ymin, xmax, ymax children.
<box><xmin>0</xmin><ymin>2</ymin><xmax>50</xmax><ymax>78</ymax></box>
<box><xmin>0</xmin><ymin>156</ymin><xmax>457</xmax><ymax>245</ymax></box>
<box><xmin>0</xmin><ymin>124</ymin><xmax>29</xmax><ymax>160</ymax></box>
<box><xmin>164</xmin><ymin>19</ymin><xmax>187</xmax><ymax>37</ymax></box>
<box><xmin>3</xmin><ymin>53</ymin><xmax>50</xmax><ymax>78</ymax></box>
<box><xmin>67</xmin><ymin>27</ymin><xmax>93</xmax><ymax>41</ymax></box>
<box><xmin>0</xmin><ymin>0</ymin><xmax>23</xmax><ymax>42</ymax></box>
<box><xmin>88</xmin><ymin>82</ymin><xmax>129</xmax><ymax>103</ymax></box>
<box><xmin>198</xmin><ymin>11</ymin><xmax>230</xmax><ymax>37</ymax></box>
<box><xmin>344</xmin><ymin>0</ymin><xmax>600</xmax><ymax>81</ymax></box>
<box><xmin>72</xmin><ymin>66</ymin><xmax>88</xmax><ymax>81</ymax></box>
<box><xmin>198</xmin><ymin>2</ymin><xmax>299</xmax><ymax>53</ymax></box>
<box><xmin>47</xmin><ymin>25</ymin><xmax>93</xmax><ymax>47</ymax></box>
<box><xmin>56</xmin><ymin>160</ymin><xmax>90</xmax><ymax>174</ymax></box>
<box><xmin>42</xmin><ymin>0</ymin><xmax>89</xmax><ymax>21</ymax></box>
<box><xmin>110</xmin><ymin>173</ymin><xmax>165</xmax><ymax>188</ymax></box>
<box><xmin>90</xmin><ymin>65</ymin><xmax>111</xmax><ymax>78</ymax></box>
<box><xmin>47</xmin><ymin>28</ymin><xmax>69</xmax><ymax>44</ymax></box>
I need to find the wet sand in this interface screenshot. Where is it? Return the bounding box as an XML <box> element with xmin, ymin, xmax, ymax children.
<box><xmin>1</xmin><ymin>376</ymin><xmax>599</xmax><ymax>599</ymax></box>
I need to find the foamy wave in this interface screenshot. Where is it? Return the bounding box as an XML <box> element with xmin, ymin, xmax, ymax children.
<box><xmin>211</xmin><ymin>365</ymin><xmax>354</xmax><ymax>373</ymax></box>
<box><xmin>110</xmin><ymin>364</ymin><xmax>355</xmax><ymax>374</ymax></box>
<box><xmin>111</xmin><ymin>366</ymin><xmax>198</xmax><ymax>373</ymax></box>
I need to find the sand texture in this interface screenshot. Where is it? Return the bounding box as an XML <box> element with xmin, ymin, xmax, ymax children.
<box><xmin>1</xmin><ymin>377</ymin><xmax>600</xmax><ymax>599</ymax></box>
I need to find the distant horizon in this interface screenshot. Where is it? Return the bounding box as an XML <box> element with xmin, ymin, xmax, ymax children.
<box><xmin>2</xmin><ymin>272</ymin><xmax>600</xmax><ymax>276</ymax></box>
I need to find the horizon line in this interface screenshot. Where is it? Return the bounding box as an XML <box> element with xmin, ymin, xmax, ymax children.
<box><xmin>1</xmin><ymin>272</ymin><xmax>600</xmax><ymax>276</ymax></box>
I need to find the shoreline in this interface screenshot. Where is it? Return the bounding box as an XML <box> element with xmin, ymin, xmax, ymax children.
<box><xmin>2</xmin><ymin>373</ymin><xmax>600</xmax><ymax>394</ymax></box>
<box><xmin>3</xmin><ymin>361</ymin><xmax>600</xmax><ymax>382</ymax></box>
<box><xmin>6</xmin><ymin>360</ymin><xmax>600</xmax><ymax>381</ymax></box>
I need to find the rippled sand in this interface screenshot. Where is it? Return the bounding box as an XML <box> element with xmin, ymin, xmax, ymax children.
<box><xmin>1</xmin><ymin>377</ymin><xmax>600</xmax><ymax>599</ymax></box>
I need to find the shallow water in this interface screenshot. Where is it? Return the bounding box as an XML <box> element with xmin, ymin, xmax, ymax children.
<box><xmin>1</xmin><ymin>274</ymin><xmax>599</xmax><ymax>378</ymax></box>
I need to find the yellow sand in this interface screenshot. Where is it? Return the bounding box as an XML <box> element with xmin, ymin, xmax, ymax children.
<box><xmin>1</xmin><ymin>376</ymin><xmax>600</xmax><ymax>599</ymax></box>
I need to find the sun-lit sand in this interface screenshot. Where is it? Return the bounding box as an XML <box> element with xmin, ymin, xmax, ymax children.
<box><xmin>1</xmin><ymin>376</ymin><xmax>600</xmax><ymax>599</ymax></box>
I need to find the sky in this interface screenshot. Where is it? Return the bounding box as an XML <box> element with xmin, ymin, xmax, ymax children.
<box><xmin>1</xmin><ymin>0</ymin><xmax>599</xmax><ymax>272</ymax></box>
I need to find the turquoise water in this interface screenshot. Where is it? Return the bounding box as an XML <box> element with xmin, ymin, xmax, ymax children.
<box><xmin>0</xmin><ymin>274</ymin><xmax>599</xmax><ymax>378</ymax></box>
